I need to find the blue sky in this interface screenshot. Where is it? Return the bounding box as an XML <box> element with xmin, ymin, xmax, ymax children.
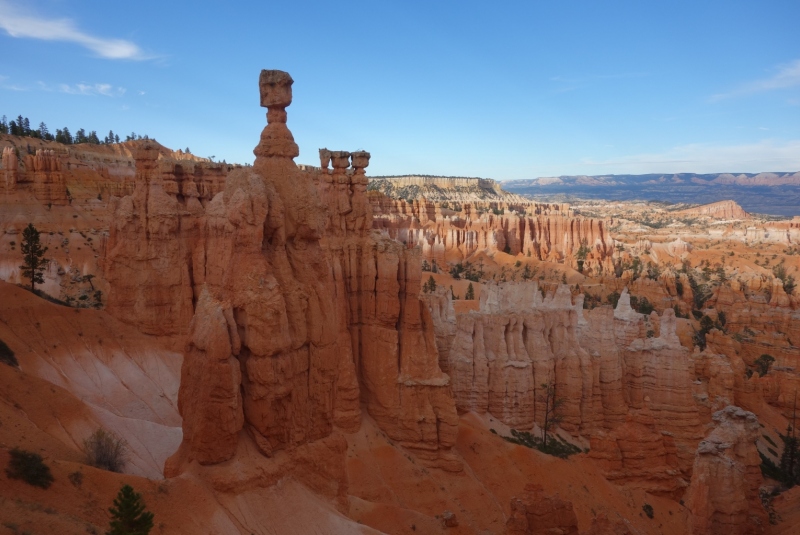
<box><xmin>1</xmin><ymin>0</ymin><xmax>799</xmax><ymax>179</ymax></box>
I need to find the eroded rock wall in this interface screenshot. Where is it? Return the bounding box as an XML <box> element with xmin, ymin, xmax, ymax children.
<box><xmin>102</xmin><ymin>70</ymin><xmax>459</xmax><ymax>474</ymax></box>
<box><xmin>684</xmin><ymin>406</ymin><xmax>767</xmax><ymax>535</ymax></box>
<box><xmin>370</xmin><ymin>193</ymin><xmax>614</xmax><ymax>270</ymax></box>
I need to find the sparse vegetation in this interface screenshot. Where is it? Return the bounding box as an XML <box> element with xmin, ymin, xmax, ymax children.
<box><xmin>84</xmin><ymin>428</ymin><xmax>128</xmax><ymax>473</ymax></box>
<box><xmin>753</xmin><ymin>354</ymin><xmax>775</xmax><ymax>377</ymax></box>
<box><xmin>465</xmin><ymin>283</ymin><xmax>475</xmax><ymax>300</ymax></box>
<box><xmin>502</xmin><ymin>428</ymin><xmax>582</xmax><ymax>458</ymax></box>
<box><xmin>642</xmin><ymin>503</ymin><xmax>654</xmax><ymax>519</ymax></box>
<box><xmin>0</xmin><ymin>338</ymin><xmax>18</xmax><ymax>367</ymax></box>
<box><xmin>5</xmin><ymin>448</ymin><xmax>54</xmax><ymax>489</ymax></box>
<box><xmin>422</xmin><ymin>275</ymin><xmax>437</xmax><ymax>294</ymax></box>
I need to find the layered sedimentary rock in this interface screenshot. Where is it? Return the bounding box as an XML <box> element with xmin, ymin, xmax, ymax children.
<box><xmin>425</xmin><ymin>282</ymin><xmax>708</xmax><ymax>495</ymax></box>
<box><xmin>103</xmin><ymin>141</ymin><xmax>196</xmax><ymax>336</ymax></box>
<box><xmin>684</xmin><ymin>406</ymin><xmax>767</xmax><ymax>535</ymax></box>
<box><xmin>0</xmin><ymin>146</ymin><xmax>68</xmax><ymax>203</ymax></box>
<box><xmin>676</xmin><ymin>200</ymin><xmax>749</xmax><ymax>219</ymax></box>
<box><xmin>2</xmin><ymin>146</ymin><xmax>18</xmax><ymax>191</ymax></box>
<box><xmin>367</xmin><ymin>175</ymin><xmax>528</xmax><ymax>203</ymax></box>
<box><xmin>104</xmin><ymin>70</ymin><xmax>461</xmax><ymax>473</ymax></box>
<box><xmin>370</xmin><ymin>194</ymin><xmax>615</xmax><ymax>270</ymax></box>
<box><xmin>28</xmin><ymin>149</ymin><xmax>68</xmax><ymax>205</ymax></box>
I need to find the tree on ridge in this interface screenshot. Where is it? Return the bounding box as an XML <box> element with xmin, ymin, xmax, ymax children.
<box><xmin>20</xmin><ymin>223</ymin><xmax>48</xmax><ymax>292</ymax></box>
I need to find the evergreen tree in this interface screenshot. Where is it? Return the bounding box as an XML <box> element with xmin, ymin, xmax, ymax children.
<box><xmin>106</xmin><ymin>484</ymin><xmax>154</xmax><ymax>535</ymax></box>
<box><xmin>780</xmin><ymin>392</ymin><xmax>800</xmax><ymax>487</ymax></box>
<box><xmin>780</xmin><ymin>426</ymin><xmax>798</xmax><ymax>487</ymax></box>
<box><xmin>22</xmin><ymin>117</ymin><xmax>30</xmax><ymax>135</ymax></box>
<box><xmin>16</xmin><ymin>115</ymin><xmax>24</xmax><ymax>134</ymax></box>
<box><xmin>20</xmin><ymin>223</ymin><xmax>48</xmax><ymax>292</ymax></box>
<box><xmin>56</xmin><ymin>127</ymin><xmax>73</xmax><ymax>144</ymax></box>
<box><xmin>539</xmin><ymin>382</ymin><xmax>565</xmax><ymax>449</ymax></box>
<box><xmin>38</xmin><ymin>122</ymin><xmax>49</xmax><ymax>139</ymax></box>
<box><xmin>88</xmin><ymin>130</ymin><xmax>101</xmax><ymax>144</ymax></box>
<box><xmin>114</xmin><ymin>134</ymin><xmax>120</xmax><ymax>143</ymax></box>
<box><xmin>465</xmin><ymin>282</ymin><xmax>475</xmax><ymax>300</ymax></box>
<box><xmin>422</xmin><ymin>275</ymin><xmax>437</xmax><ymax>294</ymax></box>
<box><xmin>0</xmin><ymin>115</ymin><xmax>7</xmax><ymax>134</ymax></box>
<box><xmin>75</xmin><ymin>128</ymin><xmax>88</xmax><ymax>144</ymax></box>
<box><xmin>9</xmin><ymin>120</ymin><xmax>19</xmax><ymax>136</ymax></box>
<box><xmin>107</xmin><ymin>130</ymin><xmax>116</xmax><ymax>144</ymax></box>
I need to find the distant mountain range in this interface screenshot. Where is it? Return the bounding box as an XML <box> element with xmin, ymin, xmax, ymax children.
<box><xmin>502</xmin><ymin>172</ymin><xmax>800</xmax><ymax>217</ymax></box>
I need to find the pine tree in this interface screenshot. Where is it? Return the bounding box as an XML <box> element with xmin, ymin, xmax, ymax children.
<box><xmin>38</xmin><ymin>122</ymin><xmax>49</xmax><ymax>139</ymax></box>
<box><xmin>106</xmin><ymin>484</ymin><xmax>154</xmax><ymax>535</ymax></box>
<box><xmin>75</xmin><ymin>128</ymin><xmax>87</xmax><ymax>144</ymax></box>
<box><xmin>114</xmin><ymin>134</ymin><xmax>120</xmax><ymax>143</ymax></box>
<box><xmin>465</xmin><ymin>282</ymin><xmax>475</xmax><ymax>300</ymax></box>
<box><xmin>780</xmin><ymin>391</ymin><xmax>799</xmax><ymax>487</ymax></box>
<box><xmin>56</xmin><ymin>127</ymin><xmax>73</xmax><ymax>144</ymax></box>
<box><xmin>0</xmin><ymin>115</ymin><xmax>8</xmax><ymax>134</ymax></box>
<box><xmin>9</xmin><ymin>120</ymin><xmax>19</xmax><ymax>136</ymax></box>
<box><xmin>20</xmin><ymin>223</ymin><xmax>48</xmax><ymax>292</ymax></box>
<box><xmin>107</xmin><ymin>130</ymin><xmax>116</xmax><ymax>144</ymax></box>
<box><xmin>22</xmin><ymin>117</ymin><xmax>30</xmax><ymax>135</ymax></box>
<box><xmin>540</xmin><ymin>382</ymin><xmax>565</xmax><ymax>449</ymax></box>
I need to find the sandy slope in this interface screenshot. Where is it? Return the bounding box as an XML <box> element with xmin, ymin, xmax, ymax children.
<box><xmin>0</xmin><ymin>281</ymin><xmax>182</xmax><ymax>478</ymax></box>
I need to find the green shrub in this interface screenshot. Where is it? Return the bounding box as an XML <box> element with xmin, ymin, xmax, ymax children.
<box><xmin>642</xmin><ymin>503</ymin><xmax>654</xmax><ymax>519</ymax></box>
<box><xmin>760</xmin><ymin>451</ymin><xmax>782</xmax><ymax>480</ymax></box>
<box><xmin>502</xmin><ymin>429</ymin><xmax>582</xmax><ymax>459</ymax></box>
<box><xmin>0</xmin><ymin>339</ymin><xmax>17</xmax><ymax>367</ymax></box>
<box><xmin>754</xmin><ymin>354</ymin><xmax>775</xmax><ymax>377</ymax></box>
<box><xmin>6</xmin><ymin>448</ymin><xmax>54</xmax><ymax>488</ymax></box>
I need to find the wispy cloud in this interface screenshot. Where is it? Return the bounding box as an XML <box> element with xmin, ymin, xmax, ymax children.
<box><xmin>711</xmin><ymin>59</ymin><xmax>800</xmax><ymax>101</ymax></box>
<box><xmin>58</xmin><ymin>83</ymin><xmax>126</xmax><ymax>97</ymax></box>
<box><xmin>29</xmin><ymin>80</ymin><xmax>126</xmax><ymax>96</ymax></box>
<box><xmin>579</xmin><ymin>140</ymin><xmax>800</xmax><ymax>174</ymax></box>
<box><xmin>0</xmin><ymin>1</ymin><xmax>149</xmax><ymax>60</ymax></box>
<box><xmin>0</xmin><ymin>74</ymin><xmax>28</xmax><ymax>91</ymax></box>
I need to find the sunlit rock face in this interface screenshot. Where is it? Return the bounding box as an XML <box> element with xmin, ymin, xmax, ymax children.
<box><xmin>100</xmin><ymin>70</ymin><xmax>458</xmax><ymax>473</ymax></box>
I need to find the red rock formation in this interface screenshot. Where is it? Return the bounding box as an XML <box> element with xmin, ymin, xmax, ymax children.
<box><xmin>0</xmin><ymin>146</ymin><xmax>68</xmax><ymax>203</ymax></box>
<box><xmin>370</xmin><ymin>193</ymin><xmax>614</xmax><ymax>268</ymax></box>
<box><xmin>2</xmin><ymin>146</ymin><xmax>18</xmax><ymax>191</ymax></box>
<box><xmin>177</xmin><ymin>289</ymin><xmax>243</xmax><ymax>464</ymax></box>
<box><xmin>684</xmin><ymin>406</ymin><xmax>767</xmax><ymax>535</ymax></box>
<box><xmin>103</xmin><ymin>141</ymin><xmax>196</xmax><ymax>336</ymax></box>
<box><xmin>29</xmin><ymin>149</ymin><xmax>68</xmax><ymax>205</ymax></box>
<box><xmin>676</xmin><ymin>200</ymin><xmax>749</xmax><ymax>220</ymax></box>
<box><xmin>506</xmin><ymin>484</ymin><xmax>579</xmax><ymax>535</ymax></box>
<box><xmin>160</xmin><ymin>69</ymin><xmax>459</xmax><ymax>474</ymax></box>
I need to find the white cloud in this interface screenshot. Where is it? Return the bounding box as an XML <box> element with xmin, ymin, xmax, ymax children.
<box><xmin>0</xmin><ymin>1</ymin><xmax>148</xmax><ymax>60</ymax></box>
<box><xmin>0</xmin><ymin>74</ymin><xmax>27</xmax><ymax>91</ymax></box>
<box><xmin>712</xmin><ymin>59</ymin><xmax>800</xmax><ymax>101</ymax></box>
<box><xmin>579</xmin><ymin>140</ymin><xmax>800</xmax><ymax>174</ymax></box>
<box><xmin>58</xmin><ymin>83</ymin><xmax>126</xmax><ymax>97</ymax></box>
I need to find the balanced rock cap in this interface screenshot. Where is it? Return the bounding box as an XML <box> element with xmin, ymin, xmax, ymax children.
<box><xmin>259</xmin><ymin>69</ymin><xmax>293</xmax><ymax>108</ymax></box>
